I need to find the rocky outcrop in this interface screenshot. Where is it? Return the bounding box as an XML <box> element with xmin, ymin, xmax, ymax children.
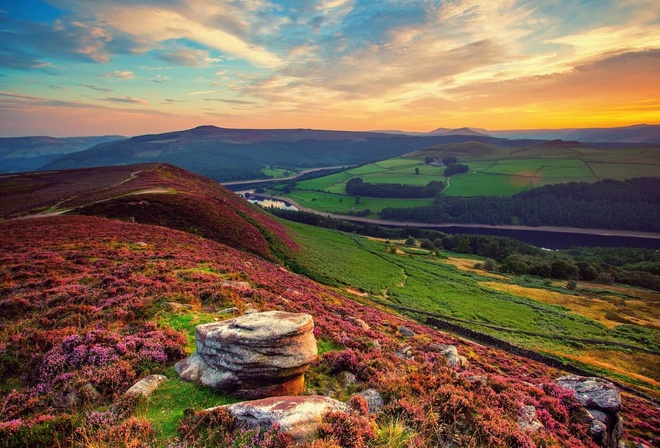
<box><xmin>431</xmin><ymin>344</ymin><xmax>468</xmax><ymax>369</ymax></box>
<box><xmin>125</xmin><ymin>374</ymin><xmax>168</xmax><ymax>397</ymax></box>
<box><xmin>399</xmin><ymin>326</ymin><xmax>415</xmax><ymax>337</ymax></box>
<box><xmin>221</xmin><ymin>395</ymin><xmax>349</xmax><ymax>444</ymax></box>
<box><xmin>556</xmin><ymin>375</ymin><xmax>622</xmax><ymax>448</ymax></box>
<box><xmin>175</xmin><ymin>311</ymin><xmax>317</xmax><ymax>399</ymax></box>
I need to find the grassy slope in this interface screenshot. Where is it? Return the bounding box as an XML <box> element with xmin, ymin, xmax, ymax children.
<box><xmin>283</xmin><ymin>220</ymin><xmax>660</xmax><ymax>397</ymax></box>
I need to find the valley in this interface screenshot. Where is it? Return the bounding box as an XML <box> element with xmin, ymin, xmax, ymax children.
<box><xmin>0</xmin><ymin>163</ymin><xmax>658</xmax><ymax>447</ymax></box>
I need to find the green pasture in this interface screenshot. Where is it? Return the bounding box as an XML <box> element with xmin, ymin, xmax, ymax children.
<box><xmin>346</xmin><ymin>164</ymin><xmax>390</xmax><ymax>175</ymax></box>
<box><xmin>359</xmin><ymin>172</ymin><xmax>439</xmax><ymax>186</ymax></box>
<box><xmin>284</xmin><ymin>190</ymin><xmax>433</xmax><ymax>215</ymax></box>
<box><xmin>589</xmin><ymin>162</ymin><xmax>660</xmax><ymax>180</ymax></box>
<box><xmin>374</xmin><ymin>157</ymin><xmax>421</xmax><ymax>169</ymax></box>
<box><xmin>296</xmin><ymin>172</ymin><xmax>353</xmax><ymax>191</ymax></box>
<box><xmin>282</xmin><ymin>221</ymin><xmax>660</xmax><ymax>392</ymax></box>
<box><xmin>444</xmin><ymin>172</ymin><xmax>533</xmax><ymax>196</ymax></box>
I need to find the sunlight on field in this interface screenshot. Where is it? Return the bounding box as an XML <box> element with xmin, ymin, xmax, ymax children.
<box><xmin>437</xmin><ymin>257</ymin><xmax>508</xmax><ymax>279</ymax></box>
<box><xmin>480</xmin><ymin>281</ymin><xmax>660</xmax><ymax>329</ymax></box>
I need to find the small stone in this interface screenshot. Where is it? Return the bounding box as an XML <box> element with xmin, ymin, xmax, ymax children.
<box><xmin>357</xmin><ymin>388</ymin><xmax>385</xmax><ymax>414</ymax></box>
<box><xmin>431</xmin><ymin>344</ymin><xmax>468</xmax><ymax>370</ymax></box>
<box><xmin>125</xmin><ymin>374</ymin><xmax>168</xmax><ymax>397</ymax></box>
<box><xmin>396</xmin><ymin>345</ymin><xmax>414</xmax><ymax>359</ymax></box>
<box><xmin>222</xmin><ymin>281</ymin><xmax>252</xmax><ymax>291</ymax></box>
<box><xmin>222</xmin><ymin>395</ymin><xmax>349</xmax><ymax>444</ymax></box>
<box><xmin>346</xmin><ymin>316</ymin><xmax>370</xmax><ymax>331</ymax></box>
<box><xmin>337</xmin><ymin>371</ymin><xmax>357</xmax><ymax>387</ymax></box>
<box><xmin>370</xmin><ymin>339</ymin><xmax>381</xmax><ymax>351</ymax></box>
<box><xmin>399</xmin><ymin>326</ymin><xmax>415</xmax><ymax>337</ymax></box>
<box><xmin>135</xmin><ymin>241</ymin><xmax>148</xmax><ymax>247</ymax></box>
<box><xmin>218</xmin><ymin>307</ymin><xmax>239</xmax><ymax>315</ymax></box>
<box><xmin>518</xmin><ymin>405</ymin><xmax>543</xmax><ymax>433</ymax></box>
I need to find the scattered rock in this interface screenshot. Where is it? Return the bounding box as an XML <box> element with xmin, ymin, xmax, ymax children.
<box><xmin>218</xmin><ymin>307</ymin><xmax>239</xmax><ymax>315</ymax></box>
<box><xmin>398</xmin><ymin>326</ymin><xmax>415</xmax><ymax>337</ymax></box>
<box><xmin>176</xmin><ymin>311</ymin><xmax>317</xmax><ymax>398</ymax></box>
<box><xmin>61</xmin><ymin>391</ymin><xmax>80</xmax><ymax>409</ymax></box>
<box><xmin>163</xmin><ymin>301</ymin><xmax>193</xmax><ymax>311</ymax></box>
<box><xmin>370</xmin><ymin>339</ymin><xmax>381</xmax><ymax>351</ymax></box>
<box><xmin>357</xmin><ymin>388</ymin><xmax>385</xmax><ymax>414</ymax></box>
<box><xmin>221</xmin><ymin>395</ymin><xmax>349</xmax><ymax>444</ymax></box>
<box><xmin>125</xmin><ymin>374</ymin><xmax>168</xmax><ymax>397</ymax></box>
<box><xmin>221</xmin><ymin>281</ymin><xmax>252</xmax><ymax>291</ymax></box>
<box><xmin>395</xmin><ymin>345</ymin><xmax>414</xmax><ymax>359</ymax></box>
<box><xmin>337</xmin><ymin>371</ymin><xmax>357</xmax><ymax>387</ymax></box>
<box><xmin>518</xmin><ymin>405</ymin><xmax>543</xmax><ymax>433</ymax></box>
<box><xmin>464</xmin><ymin>375</ymin><xmax>487</xmax><ymax>386</ymax></box>
<box><xmin>556</xmin><ymin>375</ymin><xmax>622</xmax><ymax>448</ymax></box>
<box><xmin>431</xmin><ymin>344</ymin><xmax>468</xmax><ymax>370</ymax></box>
<box><xmin>135</xmin><ymin>241</ymin><xmax>148</xmax><ymax>247</ymax></box>
<box><xmin>346</xmin><ymin>316</ymin><xmax>370</xmax><ymax>331</ymax></box>
<box><xmin>243</xmin><ymin>308</ymin><xmax>259</xmax><ymax>315</ymax></box>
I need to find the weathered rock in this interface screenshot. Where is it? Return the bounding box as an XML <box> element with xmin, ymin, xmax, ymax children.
<box><xmin>395</xmin><ymin>345</ymin><xmax>414</xmax><ymax>359</ymax></box>
<box><xmin>370</xmin><ymin>339</ymin><xmax>381</xmax><ymax>351</ymax></box>
<box><xmin>399</xmin><ymin>326</ymin><xmax>415</xmax><ymax>337</ymax></box>
<box><xmin>518</xmin><ymin>405</ymin><xmax>543</xmax><ymax>433</ymax></box>
<box><xmin>346</xmin><ymin>316</ymin><xmax>370</xmax><ymax>331</ymax></box>
<box><xmin>431</xmin><ymin>344</ymin><xmax>468</xmax><ymax>369</ymax></box>
<box><xmin>556</xmin><ymin>375</ymin><xmax>623</xmax><ymax>448</ymax></box>
<box><xmin>357</xmin><ymin>388</ymin><xmax>385</xmax><ymax>415</ymax></box>
<box><xmin>176</xmin><ymin>311</ymin><xmax>317</xmax><ymax>398</ymax></box>
<box><xmin>243</xmin><ymin>308</ymin><xmax>259</xmax><ymax>315</ymax></box>
<box><xmin>125</xmin><ymin>374</ymin><xmax>168</xmax><ymax>397</ymax></box>
<box><xmin>218</xmin><ymin>307</ymin><xmax>239</xmax><ymax>315</ymax></box>
<box><xmin>163</xmin><ymin>301</ymin><xmax>193</xmax><ymax>311</ymax></box>
<box><xmin>337</xmin><ymin>371</ymin><xmax>357</xmax><ymax>387</ymax></box>
<box><xmin>221</xmin><ymin>395</ymin><xmax>349</xmax><ymax>444</ymax></box>
<box><xmin>221</xmin><ymin>281</ymin><xmax>252</xmax><ymax>291</ymax></box>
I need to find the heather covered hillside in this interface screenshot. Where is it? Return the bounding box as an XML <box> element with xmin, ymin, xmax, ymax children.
<box><xmin>1</xmin><ymin>216</ymin><xmax>658</xmax><ymax>447</ymax></box>
<box><xmin>0</xmin><ymin>163</ymin><xmax>297</xmax><ymax>261</ymax></box>
<box><xmin>0</xmin><ymin>165</ymin><xmax>658</xmax><ymax>447</ymax></box>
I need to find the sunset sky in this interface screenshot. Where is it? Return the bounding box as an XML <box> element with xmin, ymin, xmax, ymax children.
<box><xmin>1</xmin><ymin>0</ymin><xmax>659</xmax><ymax>137</ymax></box>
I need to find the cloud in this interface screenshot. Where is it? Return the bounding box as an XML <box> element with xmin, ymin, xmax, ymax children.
<box><xmin>187</xmin><ymin>89</ymin><xmax>218</xmax><ymax>96</ymax></box>
<box><xmin>101</xmin><ymin>96</ymin><xmax>148</xmax><ymax>104</ymax></box>
<box><xmin>102</xmin><ymin>70</ymin><xmax>136</xmax><ymax>79</ymax></box>
<box><xmin>155</xmin><ymin>48</ymin><xmax>219</xmax><ymax>67</ymax></box>
<box><xmin>204</xmin><ymin>98</ymin><xmax>258</xmax><ymax>105</ymax></box>
<box><xmin>82</xmin><ymin>83</ymin><xmax>112</xmax><ymax>92</ymax></box>
<box><xmin>149</xmin><ymin>75</ymin><xmax>170</xmax><ymax>83</ymax></box>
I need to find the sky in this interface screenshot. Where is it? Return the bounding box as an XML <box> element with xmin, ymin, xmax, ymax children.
<box><xmin>0</xmin><ymin>0</ymin><xmax>659</xmax><ymax>137</ymax></box>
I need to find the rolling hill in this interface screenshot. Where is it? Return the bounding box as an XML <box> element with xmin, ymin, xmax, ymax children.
<box><xmin>0</xmin><ymin>135</ymin><xmax>124</xmax><ymax>174</ymax></box>
<box><xmin>39</xmin><ymin>125</ymin><xmax>532</xmax><ymax>182</ymax></box>
<box><xmin>0</xmin><ymin>163</ymin><xmax>657</xmax><ymax>447</ymax></box>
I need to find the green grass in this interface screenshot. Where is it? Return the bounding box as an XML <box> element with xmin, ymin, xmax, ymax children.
<box><xmin>284</xmin><ymin>190</ymin><xmax>433</xmax><ymax>216</ymax></box>
<box><xmin>374</xmin><ymin>158</ymin><xmax>422</xmax><ymax>169</ymax></box>
<box><xmin>159</xmin><ymin>311</ymin><xmax>217</xmax><ymax>353</ymax></box>
<box><xmin>296</xmin><ymin>172</ymin><xmax>353</xmax><ymax>191</ymax></box>
<box><xmin>283</xmin><ymin>220</ymin><xmax>660</xmax><ymax>391</ymax></box>
<box><xmin>285</xmin><ymin>220</ymin><xmax>403</xmax><ymax>294</ymax></box>
<box><xmin>262</xmin><ymin>167</ymin><xmax>295</xmax><ymax>178</ymax></box>
<box><xmin>137</xmin><ymin>369</ymin><xmax>240</xmax><ymax>445</ymax></box>
<box><xmin>444</xmin><ymin>172</ymin><xmax>533</xmax><ymax>196</ymax></box>
<box><xmin>359</xmin><ymin>173</ymin><xmax>439</xmax><ymax>185</ymax></box>
<box><xmin>588</xmin><ymin>162</ymin><xmax>660</xmax><ymax>180</ymax></box>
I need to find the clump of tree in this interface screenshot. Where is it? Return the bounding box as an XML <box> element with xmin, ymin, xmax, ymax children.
<box><xmin>345</xmin><ymin>177</ymin><xmax>443</xmax><ymax>198</ymax></box>
<box><xmin>444</xmin><ymin>163</ymin><xmax>469</xmax><ymax>177</ymax></box>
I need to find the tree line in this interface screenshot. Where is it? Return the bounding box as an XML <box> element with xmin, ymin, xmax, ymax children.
<box><xmin>381</xmin><ymin>177</ymin><xmax>660</xmax><ymax>232</ymax></box>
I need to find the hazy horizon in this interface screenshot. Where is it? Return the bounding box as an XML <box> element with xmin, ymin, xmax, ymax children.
<box><xmin>1</xmin><ymin>0</ymin><xmax>659</xmax><ymax>137</ymax></box>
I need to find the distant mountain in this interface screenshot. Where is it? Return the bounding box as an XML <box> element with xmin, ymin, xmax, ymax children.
<box><xmin>429</xmin><ymin>127</ymin><xmax>492</xmax><ymax>137</ymax></box>
<box><xmin>42</xmin><ymin>125</ymin><xmax>525</xmax><ymax>182</ymax></box>
<box><xmin>476</xmin><ymin>124</ymin><xmax>660</xmax><ymax>143</ymax></box>
<box><xmin>0</xmin><ymin>135</ymin><xmax>125</xmax><ymax>173</ymax></box>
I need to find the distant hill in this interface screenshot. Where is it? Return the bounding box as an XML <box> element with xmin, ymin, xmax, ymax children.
<box><xmin>0</xmin><ymin>163</ymin><xmax>297</xmax><ymax>261</ymax></box>
<box><xmin>0</xmin><ymin>135</ymin><xmax>124</xmax><ymax>173</ymax></box>
<box><xmin>478</xmin><ymin>124</ymin><xmax>660</xmax><ymax>143</ymax></box>
<box><xmin>429</xmin><ymin>127</ymin><xmax>492</xmax><ymax>137</ymax></box>
<box><xmin>41</xmin><ymin>125</ymin><xmax>528</xmax><ymax>182</ymax></box>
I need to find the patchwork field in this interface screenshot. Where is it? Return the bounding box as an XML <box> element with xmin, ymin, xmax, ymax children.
<box><xmin>282</xmin><ymin>141</ymin><xmax>660</xmax><ymax>205</ymax></box>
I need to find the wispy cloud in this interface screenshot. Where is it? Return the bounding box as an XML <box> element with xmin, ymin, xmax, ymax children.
<box><xmin>101</xmin><ymin>96</ymin><xmax>148</xmax><ymax>105</ymax></box>
<box><xmin>155</xmin><ymin>48</ymin><xmax>220</xmax><ymax>67</ymax></box>
<box><xmin>82</xmin><ymin>83</ymin><xmax>112</xmax><ymax>92</ymax></box>
<box><xmin>187</xmin><ymin>89</ymin><xmax>218</xmax><ymax>96</ymax></box>
<box><xmin>149</xmin><ymin>75</ymin><xmax>170</xmax><ymax>83</ymax></box>
<box><xmin>102</xmin><ymin>70</ymin><xmax>135</xmax><ymax>79</ymax></box>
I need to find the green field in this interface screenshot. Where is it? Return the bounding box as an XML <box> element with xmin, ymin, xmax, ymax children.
<box><xmin>275</xmin><ymin>140</ymin><xmax>660</xmax><ymax>215</ymax></box>
<box><xmin>283</xmin><ymin>220</ymin><xmax>660</xmax><ymax>395</ymax></box>
<box><xmin>285</xmin><ymin>190</ymin><xmax>433</xmax><ymax>216</ymax></box>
